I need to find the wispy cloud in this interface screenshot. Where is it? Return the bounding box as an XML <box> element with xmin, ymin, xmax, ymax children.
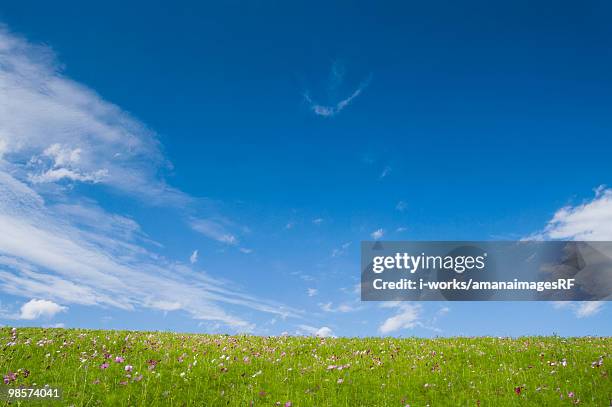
<box><xmin>189</xmin><ymin>250</ymin><xmax>198</xmax><ymax>264</ymax></box>
<box><xmin>378</xmin><ymin>303</ymin><xmax>422</xmax><ymax>334</ymax></box>
<box><xmin>0</xmin><ymin>27</ymin><xmax>189</xmax><ymax>206</ymax></box>
<box><xmin>379</xmin><ymin>165</ymin><xmax>392</xmax><ymax>179</ymax></box>
<box><xmin>0</xmin><ymin>172</ymin><xmax>300</xmax><ymax>330</ymax></box>
<box><xmin>552</xmin><ymin>301</ymin><xmax>604</xmax><ymax>318</ymax></box>
<box><xmin>0</xmin><ymin>27</ymin><xmax>299</xmax><ymax>332</ymax></box>
<box><xmin>320</xmin><ymin>302</ymin><xmax>359</xmax><ymax>313</ymax></box>
<box><xmin>370</xmin><ymin>228</ymin><xmax>384</xmax><ymax>240</ymax></box>
<box><xmin>331</xmin><ymin>242</ymin><xmax>351</xmax><ymax>257</ymax></box>
<box><xmin>307</xmin><ymin>288</ymin><xmax>318</xmax><ymax>297</ymax></box>
<box><xmin>304</xmin><ymin>63</ymin><xmax>371</xmax><ymax>118</ymax></box>
<box><xmin>190</xmin><ymin>218</ymin><xmax>239</xmax><ymax>245</ymax></box>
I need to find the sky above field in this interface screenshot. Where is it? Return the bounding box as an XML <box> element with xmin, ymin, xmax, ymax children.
<box><xmin>0</xmin><ymin>0</ymin><xmax>611</xmax><ymax>337</ymax></box>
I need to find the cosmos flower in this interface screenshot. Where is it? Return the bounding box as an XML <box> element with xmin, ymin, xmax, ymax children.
<box><xmin>125</xmin><ymin>365</ymin><xmax>133</xmax><ymax>372</ymax></box>
<box><xmin>284</xmin><ymin>402</ymin><xmax>292</xmax><ymax>407</ymax></box>
<box><xmin>147</xmin><ymin>359</ymin><xmax>158</xmax><ymax>370</ymax></box>
<box><xmin>3</xmin><ymin>372</ymin><xmax>16</xmax><ymax>384</ymax></box>
<box><xmin>591</xmin><ymin>357</ymin><xmax>603</xmax><ymax>368</ymax></box>
<box><xmin>100</xmin><ymin>362</ymin><xmax>109</xmax><ymax>370</ymax></box>
<box><xmin>115</xmin><ymin>356</ymin><xmax>124</xmax><ymax>363</ymax></box>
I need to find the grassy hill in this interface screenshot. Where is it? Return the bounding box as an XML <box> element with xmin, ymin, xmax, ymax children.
<box><xmin>0</xmin><ymin>328</ymin><xmax>610</xmax><ymax>406</ymax></box>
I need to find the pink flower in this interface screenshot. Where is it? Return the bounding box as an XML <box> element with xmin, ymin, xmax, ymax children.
<box><xmin>125</xmin><ymin>365</ymin><xmax>133</xmax><ymax>372</ymax></box>
<box><xmin>568</xmin><ymin>392</ymin><xmax>575</xmax><ymax>398</ymax></box>
<box><xmin>100</xmin><ymin>362</ymin><xmax>109</xmax><ymax>370</ymax></box>
<box><xmin>591</xmin><ymin>357</ymin><xmax>603</xmax><ymax>368</ymax></box>
<box><xmin>514</xmin><ymin>386</ymin><xmax>522</xmax><ymax>395</ymax></box>
<box><xmin>115</xmin><ymin>356</ymin><xmax>124</xmax><ymax>363</ymax></box>
<box><xmin>284</xmin><ymin>402</ymin><xmax>292</xmax><ymax>407</ymax></box>
<box><xmin>3</xmin><ymin>372</ymin><xmax>16</xmax><ymax>384</ymax></box>
<box><xmin>147</xmin><ymin>359</ymin><xmax>158</xmax><ymax>370</ymax></box>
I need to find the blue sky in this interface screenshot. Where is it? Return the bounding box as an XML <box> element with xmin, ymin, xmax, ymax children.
<box><xmin>0</xmin><ymin>0</ymin><xmax>611</xmax><ymax>337</ymax></box>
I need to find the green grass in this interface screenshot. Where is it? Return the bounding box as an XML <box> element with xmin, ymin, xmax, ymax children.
<box><xmin>0</xmin><ymin>328</ymin><xmax>610</xmax><ymax>406</ymax></box>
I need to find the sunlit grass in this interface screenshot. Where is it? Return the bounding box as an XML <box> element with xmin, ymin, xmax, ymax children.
<box><xmin>1</xmin><ymin>328</ymin><xmax>610</xmax><ymax>406</ymax></box>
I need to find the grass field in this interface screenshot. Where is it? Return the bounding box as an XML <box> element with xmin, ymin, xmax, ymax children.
<box><xmin>0</xmin><ymin>328</ymin><xmax>610</xmax><ymax>406</ymax></box>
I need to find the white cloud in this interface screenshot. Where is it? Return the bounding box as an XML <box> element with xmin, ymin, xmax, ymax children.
<box><xmin>576</xmin><ymin>302</ymin><xmax>604</xmax><ymax>318</ymax></box>
<box><xmin>304</xmin><ymin>71</ymin><xmax>371</xmax><ymax>118</ymax></box>
<box><xmin>533</xmin><ymin>186</ymin><xmax>612</xmax><ymax>241</ymax></box>
<box><xmin>319</xmin><ymin>302</ymin><xmax>358</xmax><ymax>313</ymax></box>
<box><xmin>552</xmin><ymin>301</ymin><xmax>604</xmax><ymax>318</ymax></box>
<box><xmin>189</xmin><ymin>250</ymin><xmax>198</xmax><ymax>264</ymax></box>
<box><xmin>396</xmin><ymin>201</ymin><xmax>408</xmax><ymax>212</ymax></box>
<box><xmin>190</xmin><ymin>219</ymin><xmax>238</xmax><ymax>245</ymax></box>
<box><xmin>396</xmin><ymin>227</ymin><xmax>408</xmax><ymax>233</ymax></box>
<box><xmin>297</xmin><ymin>324</ymin><xmax>335</xmax><ymax>338</ymax></box>
<box><xmin>0</xmin><ymin>173</ymin><xmax>299</xmax><ymax>329</ymax></box>
<box><xmin>28</xmin><ymin>143</ymin><xmax>109</xmax><ymax>184</ymax></box>
<box><xmin>0</xmin><ymin>27</ymin><xmax>188</xmax><ymax>205</ymax></box>
<box><xmin>312</xmin><ymin>218</ymin><xmax>324</xmax><ymax>225</ymax></box>
<box><xmin>379</xmin><ymin>166</ymin><xmax>392</xmax><ymax>179</ymax></box>
<box><xmin>437</xmin><ymin>306</ymin><xmax>450</xmax><ymax>316</ymax></box>
<box><xmin>19</xmin><ymin>299</ymin><xmax>66</xmax><ymax>320</ymax></box>
<box><xmin>331</xmin><ymin>241</ymin><xmax>351</xmax><ymax>257</ymax></box>
<box><xmin>307</xmin><ymin>288</ymin><xmax>318</xmax><ymax>297</ymax></box>
<box><xmin>315</xmin><ymin>326</ymin><xmax>334</xmax><ymax>337</ymax></box>
<box><xmin>371</xmin><ymin>228</ymin><xmax>384</xmax><ymax>240</ymax></box>
<box><xmin>0</xmin><ymin>26</ymin><xmax>300</xmax><ymax>332</ymax></box>
<box><xmin>378</xmin><ymin>303</ymin><xmax>422</xmax><ymax>334</ymax></box>
<box><xmin>532</xmin><ymin>187</ymin><xmax>611</xmax><ymax>320</ymax></box>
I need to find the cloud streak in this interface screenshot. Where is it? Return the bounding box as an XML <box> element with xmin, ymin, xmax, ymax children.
<box><xmin>304</xmin><ymin>65</ymin><xmax>371</xmax><ymax>118</ymax></box>
<box><xmin>0</xmin><ymin>171</ymin><xmax>299</xmax><ymax>329</ymax></box>
<box><xmin>0</xmin><ymin>26</ymin><xmax>189</xmax><ymax>205</ymax></box>
<box><xmin>0</xmin><ymin>27</ymin><xmax>300</xmax><ymax>332</ymax></box>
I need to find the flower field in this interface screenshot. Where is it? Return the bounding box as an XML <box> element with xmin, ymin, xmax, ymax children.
<box><xmin>0</xmin><ymin>327</ymin><xmax>610</xmax><ymax>406</ymax></box>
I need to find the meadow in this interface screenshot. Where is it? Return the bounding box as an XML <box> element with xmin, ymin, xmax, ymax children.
<box><xmin>0</xmin><ymin>327</ymin><xmax>610</xmax><ymax>406</ymax></box>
